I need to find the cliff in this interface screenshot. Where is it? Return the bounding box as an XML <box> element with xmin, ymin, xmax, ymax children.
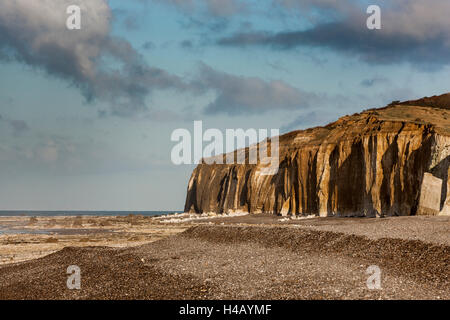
<box><xmin>184</xmin><ymin>94</ymin><xmax>450</xmax><ymax>217</ymax></box>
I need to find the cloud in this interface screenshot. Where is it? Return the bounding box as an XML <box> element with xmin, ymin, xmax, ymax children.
<box><xmin>0</xmin><ymin>0</ymin><xmax>189</xmax><ymax>117</ymax></box>
<box><xmin>142</xmin><ymin>41</ymin><xmax>156</xmax><ymax>50</ymax></box>
<box><xmin>180</xmin><ymin>40</ymin><xmax>194</xmax><ymax>49</ymax></box>
<box><xmin>8</xmin><ymin>119</ymin><xmax>29</xmax><ymax>136</ymax></box>
<box><xmin>0</xmin><ymin>0</ymin><xmax>319</xmax><ymax>118</ymax></box>
<box><xmin>35</xmin><ymin>140</ymin><xmax>60</xmax><ymax>163</ymax></box>
<box><xmin>0</xmin><ymin>114</ymin><xmax>29</xmax><ymax>136</ymax></box>
<box><xmin>194</xmin><ymin>63</ymin><xmax>317</xmax><ymax>115</ymax></box>
<box><xmin>112</xmin><ymin>8</ymin><xmax>140</xmax><ymax>31</ymax></box>
<box><xmin>203</xmin><ymin>0</ymin><xmax>246</xmax><ymax>17</ymax></box>
<box><xmin>154</xmin><ymin>0</ymin><xmax>247</xmax><ymax>17</ymax></box>
<box><xmin>0</xmin><ymin>96</ymin><xmax>14</xmax><ymax>106</ymax></box>
<box><xmin>281</xmin><ymin>111</ymin><xmax>335</xmax><ymax>132</ymax></box>
<box><xmin>153</xmin><ymin>0</ymin><xmax>248</xmax><ymax>34</ymax></box>
<box><xmin>218</xmin><ymin>0</ymin><xmax>450</xmax><ymax>69</ymax></box>
<box><xmin>360</xmin><ymin>77</ymin><xmax>389</xmax><ymax>87</ymax></box>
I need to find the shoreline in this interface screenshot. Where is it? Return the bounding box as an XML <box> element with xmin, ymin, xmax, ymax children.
<box><xmin>1</xmin><ymin>214</ymin><xmax>449</xmax><ymax>265</ymax></box>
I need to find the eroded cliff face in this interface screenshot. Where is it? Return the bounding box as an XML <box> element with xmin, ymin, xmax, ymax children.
<box><xmin>184</xmin><ymin>95</ymin><xmax>450</xmax><ymax>217</ymax></box>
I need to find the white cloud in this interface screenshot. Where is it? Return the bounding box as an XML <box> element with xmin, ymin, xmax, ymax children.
<box><xmin>0</xmin><ymin>0</ymin><xmax>187</xmax><ymax>116</ymax></box>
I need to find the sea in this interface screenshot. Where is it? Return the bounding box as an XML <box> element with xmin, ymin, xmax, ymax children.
<box><xmin>0</xmin><ymin>211</ymin><xmax>179</xmax><ymax>217</ymax></box>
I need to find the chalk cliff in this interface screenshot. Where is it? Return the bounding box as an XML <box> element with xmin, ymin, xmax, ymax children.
<box><xmin>184</xmin><ymin>94</ymin><xmax>450</xmax><ymax>217</ymax></box>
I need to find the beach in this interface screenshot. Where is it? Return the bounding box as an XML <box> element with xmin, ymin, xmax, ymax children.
<box><xmin>0</xmin><ymin>214</ymin><xmax>187</xmax><ymax>265</ymax></box>
<box><xmin>0</xmin><ymin>214</ymin><xmax>448</xmax><ymax>299</ymax></box>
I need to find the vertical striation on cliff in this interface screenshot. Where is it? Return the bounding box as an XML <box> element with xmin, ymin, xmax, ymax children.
<box><xmin>185</xmin><ymin>94</ymin><xmax>450</xmax><ymax>217</ymax></box>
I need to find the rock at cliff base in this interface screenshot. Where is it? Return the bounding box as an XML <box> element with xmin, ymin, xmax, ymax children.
<box><xmin>440</xmin><ymin>168</ymin><xmax>450</xmax><ymax>215</ymax></box>
<box><xmin>417</xmin><ymin>173</ymin><xmax>443</xmax><ymax>216</ymax></box>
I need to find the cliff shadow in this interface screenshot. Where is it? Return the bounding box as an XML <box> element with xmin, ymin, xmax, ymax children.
<box><xmin>327</xmin><ymin>140</ymin><xmax>366</xmax><ymax>216</ymax></box>
<box><xmin>380</xmin><ymin>130</ymin><xmax>433</xmax><ymax>215</ymax></box>
<box><xmin>381</xmin><ymin>131</ymin><xmax>433</xmax><ymax>216</ymax></box>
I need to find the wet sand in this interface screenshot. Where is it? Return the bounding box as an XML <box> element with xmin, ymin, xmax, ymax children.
<box><xmin>0</xmin><ymin>215</ymin><xmax>188</xmax><ymax>264</ymax></box>
<box><xmin>0</xmin><ymin>214</ymin><xmax>448</xmax><ymax>299</ymax></box>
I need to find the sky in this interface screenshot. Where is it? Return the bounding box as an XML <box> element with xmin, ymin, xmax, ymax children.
<box><xmin>0</xmin><ymin>0</ymin><xmax>450</xmax><ymax>211</ymax></box>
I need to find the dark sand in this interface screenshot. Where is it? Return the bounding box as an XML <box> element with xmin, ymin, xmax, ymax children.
<box><xmin>0</xmin><ymin>216</ymin><xmax>448</xmax><ymax>300</ymax></box>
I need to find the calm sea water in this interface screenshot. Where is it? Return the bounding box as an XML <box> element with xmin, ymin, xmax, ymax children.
<box><xmin>0</xmin><ymin>211</ymin><xmax>179</xmax><ymax>217</ymax></box>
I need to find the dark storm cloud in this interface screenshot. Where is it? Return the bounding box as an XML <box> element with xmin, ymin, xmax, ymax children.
<box><xmin>194</xmin><ymin>64</ymin><xmax>318</xmax><ymax>115</ymax></box>
<box><xmin>217</xmin><ymin>0</ymin><xmax>450</xmax><ymax>69</ymax></box>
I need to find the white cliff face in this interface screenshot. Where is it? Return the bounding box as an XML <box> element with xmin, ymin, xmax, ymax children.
<box><xmin>441</xmin><ymin>170</ymin><xmax>450</xmax><ymax>215</ymax></box>
<box><xmin>430</xmin><ymin>135</ymin><xmax>450</xmax><ymax>168</ymax></box>
<box><xmin>185</xmin><ymin>99</ymin><xmax>450</xmax><ymax>217</ymax></box>
<box><xmin>426</xmin><ymin>135</ymin><xmax>450</xmax><ymax>215</ymax></box>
